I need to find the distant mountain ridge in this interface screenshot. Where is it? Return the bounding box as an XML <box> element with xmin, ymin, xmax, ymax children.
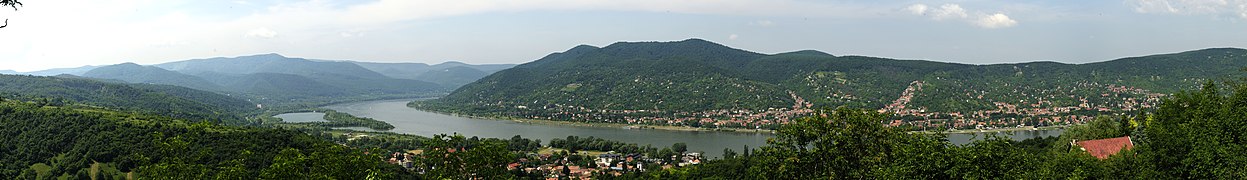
<box><xmin>422</xmin><ymin>38</ymin><xmax>1247</xmax><ymax>129</ymax></box>
<box><xmin>77</xmin><ymin>54</ymin><xmax>512</xmax><ymax>106</ymax></box>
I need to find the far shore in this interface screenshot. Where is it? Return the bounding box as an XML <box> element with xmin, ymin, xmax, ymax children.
<box><xmin>358</xmin><ymin>99</ymin><xmax>1075</xmax><ymax>136</ymax></box>
<box><xmin>909</xmin><ymin>125</ymin><xmax>1070</xmax><ymax>135</ymax></box>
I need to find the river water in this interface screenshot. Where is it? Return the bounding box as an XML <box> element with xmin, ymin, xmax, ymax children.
<box><xmin>283</xmin><ymin>99</ymin><xmax>1066</xmax><ymax>158</ymax></box>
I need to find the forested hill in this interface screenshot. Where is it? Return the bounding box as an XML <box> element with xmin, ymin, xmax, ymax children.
<box><xmin>0</xmin><ymin>99</ymin><xmax>403</xmax><ymax>179</ymax></box>
<box><xmin>0</xmin><ymin>74</ymin><xmax>255</xmax><ymax>124</ymax></box>
<box><xmin>424</xmin><ymin>39</ymin><xmax>1246</xmax><ymax>128</ymax></box>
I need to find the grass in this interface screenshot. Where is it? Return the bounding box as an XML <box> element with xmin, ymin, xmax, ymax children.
<box><xmin>29</xmin><ymin>163</ymin><xmax>50</xmax><ymax>179</ymax></box>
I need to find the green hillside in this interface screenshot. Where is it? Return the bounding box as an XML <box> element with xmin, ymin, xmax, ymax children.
<box><xmin>83</xmin><ymin>63</ymin><xmax>226</xmax><ymax>91</ymax></box>
<box><xmin>0</xmin><ymin>74</ymin><xmax>254</xmax><ymax>124</ymax></box>
<box><xmin>418</xmin><ymin>39</ymin><xmax>1247</xmax><ymax>129</ymax></box>
<box><xmin>0</xmin><ymin>99</ymin><xmax>404</xmax><ymax>179</ymax></box>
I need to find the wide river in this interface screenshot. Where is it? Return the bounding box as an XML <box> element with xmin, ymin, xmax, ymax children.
<box><xmin>292</xmin><ymin>99</ymin><xmax>1066</xmax><ymax>158</ymax></box>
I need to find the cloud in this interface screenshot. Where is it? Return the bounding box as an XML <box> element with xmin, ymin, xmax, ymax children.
<box><xmin>905</xmin><ymin>4</ymin><xmax>928</xmax><ymax>15</ymax></box>
<box><xmin>246</xmin><ymin>28</ymin><xmax>278</xmax><ymax>39</ymax></box>
<box><xmin>1129</xmin><ymin>0</ymin><xmax>1247</xmax><ymax>20</ymax></box>
<box><xmin>906</xmin><ymin>3</ymin><xmax>1017</xmax><ymax>29</ymax></box>
<box><xmin>974</xmin><ymin>13</ymin><xmax>1017</xmax><ymax>28</ymax></box>
<box><xmin>729</xmin><ymin>34</ymin><xmax>739</xmax><ymax>40</ymax></box>
<box><xmin>930</xmin><ymin>4</ymin><xmax>968</xmax><ymax>20</ymax></box>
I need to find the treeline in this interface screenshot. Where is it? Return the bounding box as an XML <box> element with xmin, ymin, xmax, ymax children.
<box><xmin>318</xmin><ymin>109</ymin><xmax>394</xmax><ymax>130</ymax></box>
<box><xmin>0</xmin><ymin>100</ymin><xmax>407</xmax><ymax>179</ymax></box>
<box><xmin>617</xmin><ymin>81</ymin><xmax>1247</xmax><ymax>179</ymax></box>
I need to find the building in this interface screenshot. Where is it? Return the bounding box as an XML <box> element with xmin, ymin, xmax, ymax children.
<box><xmin>1073</xmin><ymin>136</ymin><xmax>1135</xmax><ymax>159</ymax></box>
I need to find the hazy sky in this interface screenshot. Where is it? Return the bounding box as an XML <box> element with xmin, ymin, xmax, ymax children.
<box><xmin>1</xmin><ymin>0</ymin><xmax>1246</xmax><ymax>71</ymax></box>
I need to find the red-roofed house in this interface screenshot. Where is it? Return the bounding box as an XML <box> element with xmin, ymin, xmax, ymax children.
<box><xmin>1074</xmin><ymin>136</ymin><xmax>1135</xmax><ymax>159</ymax></box>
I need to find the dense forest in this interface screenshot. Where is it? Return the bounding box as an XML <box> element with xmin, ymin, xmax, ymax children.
<box><xmin>0</xmin><ymin>74</ymin><xmax>254</xmax><ymax>124</ymax></box>
<box><xmin>0</xmin><ymin>99</ymin><xmax>407</xmax><ymax>179</ymax></box>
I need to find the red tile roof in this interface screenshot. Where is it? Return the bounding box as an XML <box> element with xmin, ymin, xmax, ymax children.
<box><xmin>1076</xmin><ymin>136</ymin><xmax>1134</xmax><ymax>159</ymax></box>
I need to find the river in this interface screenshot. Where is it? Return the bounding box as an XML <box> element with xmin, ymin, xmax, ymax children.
<box><xmin>283</xmin><ymin>99</ymin><xmax>1066</xmax><ymax>158</ymax></box>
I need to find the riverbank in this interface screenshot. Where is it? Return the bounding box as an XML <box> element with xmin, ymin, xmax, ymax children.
<box><xmin>404</xmin><ymin>103</ymin><xmax>775</xmax><ymax>134</ymax></box>
<box><xmin>909</xmin><ymin>125</ymin><xmax>1071</xmax><ymax>135</ymax></box>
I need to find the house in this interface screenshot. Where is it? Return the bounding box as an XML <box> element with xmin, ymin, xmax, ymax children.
<box><xmin>596</xmin><ymin>154</ymin><xmax>621</xmax><ymax>166</ymax></box>
<box><xmin>1073</xmin><ymin>136</ymin><xmax>1135</xmax><ymax>159</ymax></box>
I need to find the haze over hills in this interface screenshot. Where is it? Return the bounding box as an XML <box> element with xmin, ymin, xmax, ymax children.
<box><xmin>420</xmin><ymin>39</ymin><xmax>1247</xmax><ymax>129</ymax></box>
<box><xmin>351</xmin><ymin>61</ymin><xmax>516</xmax><ymax>87</ymax></box>
<box><xmin>0</xmin><ymin>65</ymin><xmax>100</xmax><ymax>76</ymax></box>
<box><xmin>49</xmin><ymin>54</ymin><xmax>513</xmax><ymax>107</ymax></box>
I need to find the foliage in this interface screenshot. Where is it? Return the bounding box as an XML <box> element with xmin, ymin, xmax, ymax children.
<box><xmin>414</xmin><ymin>134</ymin><xmax>515</xmax><ymax>179</ymax></box>
<box><xmin>0</xmin><ymin>74</ymin><xmax>254</xmax><ymax>124</ymax></box>
<box><xmin>0</xmin><ymin>99</ymin><xmax>405</xmax><ymax>179</ymax></box>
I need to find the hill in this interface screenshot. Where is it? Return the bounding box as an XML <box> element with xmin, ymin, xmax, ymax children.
<box><xmin>19</xmin><ymin>65</ymin><xmax>99</xmax><ymax>76</ymax></box>
<box><xmin>155</xmin><ymin>53</ymin><xmax>392</xmax><ymax>80</ymax></box>
<box><xmin>83</xmin><ymin>63</ymin><xmax>226</xmax><ymax>91</ymax></box>
<box><xmin>73</xmin><ymin>54</ymin><xmax>448</xmax><ymax>106</ymax></box>
<box><xmin>0</xmin><ymin>99</ymin><xmax>403</xmax><ymax>179</ymax></box>
<box><xmin>418</xmin><ymin>39</ymin><xmax>1247</xmax><ymax>130</ymax></box>
<box><xmin>414</xmin><ymin>66</ymin><xmax>492</xmax><ymax>87</ymax></box>
<box><xmin>352</xmin><ymin>61</ymin><xmax>516</xmax><ymax>87</ymax></box>
<box><xmin>0</xmin><ymin>74</ymin><xmax>254</xmax><ymax>123</ymax></box>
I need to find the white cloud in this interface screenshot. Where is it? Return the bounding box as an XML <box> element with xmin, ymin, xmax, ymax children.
<box><xmin>1130</xmin><ymin>0</ymin><xmax>1247</xmax><ymax>20</ymax></box>
<box><xmin>905</xmin><ymin>3</ymin><xmax>1017</xmax><ymax>29</ymax></box>
<box><xmin>246</xmin><ymin>28</ymin><xmax>278</xmax><ymax>39</ymax></box>
<box><xmin>905</xmin><ymin>4</ymin><xmax>928</xmax><ymax>15</ymax></box>
<box><xmin>974</xmin><ymin>13</ymin><xmax>1018</xmax><ymax>28</ymax></box>
<box><xmin>931</xmin><ymin>4</ymin><xmax>968</xmax><ymax>20</ymax></box>
<box><xmin>729</xmin><ymin>34</ymin><xmax>739</xmax><ymax>40</ymax></box>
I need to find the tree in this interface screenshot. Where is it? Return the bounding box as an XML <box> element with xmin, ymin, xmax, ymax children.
<box><xmin>672</xmin><ymin>143</ymin><xmax>687</xmax><ymax>154</ymax></box>
<box><xmin>1</xmin><ymin>0</ymin><xmax>20</xmax><ymax>28</ymax></box>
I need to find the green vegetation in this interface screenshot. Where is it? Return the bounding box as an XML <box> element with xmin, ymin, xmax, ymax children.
<box><xmin>620</xmin><ymin>81</ymin><xmax>1247</xmax><ymax>179</ymax></box>
<box><xmin>0</xmin><ymin>74</ymin><xmax>254</xmax><ymax>124</ymax></box>
<box><xmin>282</xmin><ymin>109</ymin><xmax>396</xmax><ymax>130</ymax></box>
<box><xmin>0</xmin><ymin>99</ymin><xmax>405</xmax><ymax>179</ymax></box>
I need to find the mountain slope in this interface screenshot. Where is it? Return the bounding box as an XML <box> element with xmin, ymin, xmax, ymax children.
<box><xmin>155</xmin><ymin>53</ymin><xmax>392</xmax><ymax>80</ymax></box>
<box><xmin>421</xmin><ymin>39</ymin><xmax>1247</xmax><ymax>129</ymax></box>
<box><xmin>352</xmin><ymin>61</ymin><xmax>516</xmax><ymax>87</ymax></box>
<box><xmin>23</xmin><ymin>65</ymin><xmax>99</xmax><ymax>76</ymax></box>
<box><xmin>0</xmin><ymin>74</ymin><xmax>254</xmax><ymax>123</ymax></box>
<box><xmin>82</xmin><ymin>63</ymin><xmax>226</xmax><ymax>91</ymax></box>
<box><xmin>414</xmin><ymin>66</ymin><xmax>491</xmax><ymax>87</ymax></box>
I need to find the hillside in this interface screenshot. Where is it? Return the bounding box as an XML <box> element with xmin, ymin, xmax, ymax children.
<box><xmin>418</xmin><ymin>39</ymin><xmax>1247</xmax><ymax>130</ymax></box>
<box><xmin>155</xmin><ymin>53</ymin><xmax>392</xmax><ymax>80</ymax></box>
<box><xmin>83</xmin><ymin>63</ymin><xmax>226</xmax><ymax>91</ymax></box>
<box><xmin>0</xmin><ymin>74</ymin><xmax>254</xmax><ymax>123</ymax></box>
<box><xmin>0</xmin><ymin>99</ymin><xmax>404</xmax><ymax>179</ymax></box>
<box><xmin>352</xmin><ymin>61</ymin><xmax>516</xmax><ymax>87</ymax></box>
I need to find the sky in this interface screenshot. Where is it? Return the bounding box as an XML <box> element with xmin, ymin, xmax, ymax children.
<box><xmin>1</xmin><ymin>0</ymin><xmax>1246</xmax><ymax>72</ymax></box>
